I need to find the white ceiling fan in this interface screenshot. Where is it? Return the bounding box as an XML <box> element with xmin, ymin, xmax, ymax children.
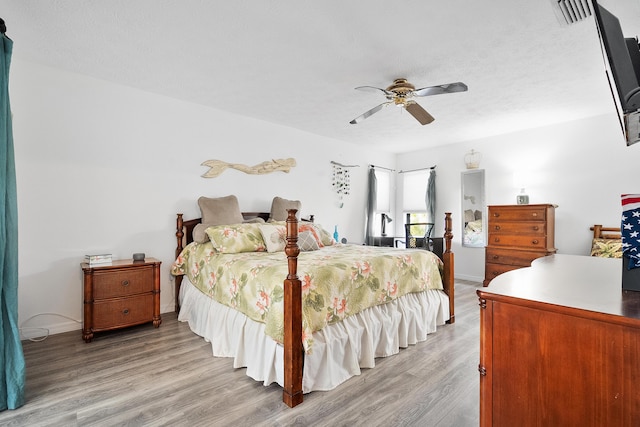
<box><xmin>350</xmin><ymin>78</ymin><xmax>468</xmax><ymax>125</ymax></box>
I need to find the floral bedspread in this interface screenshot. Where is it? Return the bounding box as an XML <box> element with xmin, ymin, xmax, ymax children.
<box><xmin>171</xmin><ymin>242</ymin><xmax>444</xmax><ymax>353</ymax></box>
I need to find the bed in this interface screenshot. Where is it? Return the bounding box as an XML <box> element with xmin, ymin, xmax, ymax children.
<box><xmin>171</xmin><ymin>206</ymin><xmax>455</xmax><ymax>408</ymax></box>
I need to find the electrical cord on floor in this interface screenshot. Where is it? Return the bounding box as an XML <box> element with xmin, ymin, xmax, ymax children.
<box><xmin>19</xmin><ymin>313</ymin><xmax>81</xmax><ymax>342</ymax></box>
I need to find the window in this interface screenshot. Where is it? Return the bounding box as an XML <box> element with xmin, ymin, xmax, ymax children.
<box><xmin>375</xmin><ymin>169</ymin><xmax>390</xmax><ymax>212</ymax></box>
<box><xmin>406</xmin><ymin>212</ymin><xmax>428</xmax><ymax>227</ymax></box>
<box><xmin>402</xmin><ymin>169</ymin><xmax>429</xmax><ymax>217</ymax></box>
<box><xmin>401</xmin><ymin>169</ymin><xmax>433</xmax><ymax>248</ymax></box>
<box><xmin>374</xmin><ymin>169</ymin><xmax>391</xmax><ymax>236</ymax></box>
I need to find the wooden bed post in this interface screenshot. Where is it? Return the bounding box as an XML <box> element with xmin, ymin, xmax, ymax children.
<box><xmin>175</xmin><ymin>213</ymin><xmax>185</xmax><ymax>313</ymax></box>
<box><xmin>443</xmin><ymin>212</ymin><xmax>455</xmax><ymax>324</ymax></box>
<box><xmin>283</xmin><ymin>209</ymin><xmax>303</xmax><ymax>407</ymax></box>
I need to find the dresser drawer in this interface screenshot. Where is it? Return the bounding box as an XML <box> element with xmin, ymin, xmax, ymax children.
<box><xmin>489</xmin><ymin>206</ymin><xmax>548</xmax><ymax>222</ymax></box>
<box><xmin>488</xmin><ymin>221</ymin><xmax>546</xmax><ymax>236</ymax></box>
<box><xmin>93</xmin><ymin>266</ymin><xmax>154</xmax><ymax>299</ymax></box>
<box><xmin>484</xmin><ymin>262</ymin><xmax>523</xmax><ymax>281</ymax></box>
<box><xmin>489</xmin><ymin>234</ymin><xmax>549</xmax><ymax>250</ymax></box>
<box><xmin>486</xmin><ymin>248</ymin><xmax>542</xmax><ymax>267</ymax></box>
<box><xmin>92</xmin><ymin>294</ymin><xmax>154</xmax><ymax>330</ymax></box>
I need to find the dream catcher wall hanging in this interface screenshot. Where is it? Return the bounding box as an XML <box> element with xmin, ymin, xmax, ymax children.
<box><xmin>330</xmin><ymin>161</ymin><xmax>357</xmax><ymax>208</ymax></box>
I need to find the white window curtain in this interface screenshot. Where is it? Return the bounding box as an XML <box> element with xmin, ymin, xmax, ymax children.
<box><xmin>374</xmin><ymin>169</ymin><xmax>390</xmax><ymax>212</ymax></box>
<box><xmin>402</xmin><ymin>170</ymin><xmax>430</xmax><ymax>212</ymax></box>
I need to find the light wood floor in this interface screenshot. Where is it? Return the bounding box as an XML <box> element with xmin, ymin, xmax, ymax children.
<box><xmin>0</xmin><ymin>281</ymin><xmax>481</xmax><ymax>427</ymax></box>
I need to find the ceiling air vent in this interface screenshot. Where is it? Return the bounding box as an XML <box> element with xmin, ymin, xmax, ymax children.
<box><xmin>550</xmin><ymin>0</ymin><xmax>593</xmax><ymax>25</ymax></box>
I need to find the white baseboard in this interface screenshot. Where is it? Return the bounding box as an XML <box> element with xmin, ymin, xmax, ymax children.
<box><xmin>20</xmin><ymin>303</ymin><xmax>176</xmax><ymax>341</ymax></box>
<box><xmin>454</xmin><ymin>273</ymin><xmax>483</xmax><ymax>283</ymax></box>
<box><xmin>20</xmin><ymin>320</ymin><xmax>80</xmax><ymax>341</ymax></box>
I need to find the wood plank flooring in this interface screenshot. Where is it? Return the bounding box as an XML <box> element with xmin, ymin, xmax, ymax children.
<box><xmin>0</xmin><ymin>281</ymin><xmax>481</xmax><ymax>426</ymax></box>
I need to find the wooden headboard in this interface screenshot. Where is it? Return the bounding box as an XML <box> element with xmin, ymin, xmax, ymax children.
<box><xmin>590</xmin><ymin>224</ymin><xmax>621</xmax><ymax>240</ymax></box>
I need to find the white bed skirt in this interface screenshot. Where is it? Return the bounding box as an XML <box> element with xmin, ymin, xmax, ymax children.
<box><xmin>178</xmin><ymin>278</ymin><xmax>449</xmax><ymax>393</ymax></box>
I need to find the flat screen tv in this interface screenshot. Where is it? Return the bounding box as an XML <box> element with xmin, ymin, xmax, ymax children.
<box><xmin>593</xmin><ymin>2</ymin><xmax>640</xmax><ymax>145</ymax></box>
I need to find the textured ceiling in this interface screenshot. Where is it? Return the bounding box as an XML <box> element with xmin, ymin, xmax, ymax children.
<box><xmin>2</xmin><ymin>0</ymin><xmax>640</xmax><ymax>153</ymax></box>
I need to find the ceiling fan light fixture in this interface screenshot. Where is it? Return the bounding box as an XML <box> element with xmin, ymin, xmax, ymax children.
<box><xmin>385</xmin><ymin>78</ymin><xmax>415</xmax><ymax>94</ymax></box>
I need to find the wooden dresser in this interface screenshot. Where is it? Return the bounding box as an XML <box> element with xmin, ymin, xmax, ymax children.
<box><xmin>477</xmin><ymin>255</ymin><xmax>640</xmax><ymax>425</ymax></box>
<box><xmin>82</xmin><ymin>258</ymin><xmax>161</xmax><ymax>342</ymax></box>
<box><xmin>483</xmin><ymin>204</ymin><xmax>556</xmax><ymax>286</ymax></box>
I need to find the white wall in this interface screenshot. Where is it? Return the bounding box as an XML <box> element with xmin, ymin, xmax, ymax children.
<box><xmin>10</xmin><ymin>59</ymin><xmax>394</xmax><ymax>337</ymax></box>
<box><xmin>397</xmin><ymin>112</ymin><xmax>640</xmax><ymax>281</ymax></box>
<box><xmin>13</xmin><ymin>56</ymin><xmax>637</xmax><ymax>335</ymax></box>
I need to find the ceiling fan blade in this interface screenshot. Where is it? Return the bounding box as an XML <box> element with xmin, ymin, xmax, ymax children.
<box><xmin>413</xmin><ymin>82</ymin><xmax>468</xmax><ymax>97</ymax></box>
<box><xmin>349</xmin><ymin>102</ymin><xmax>388</xmax><ymax>124</ymax></box>
<box><xmin>405</xmin><ymin>101</ymin><xmax>435</xmax><ymax>125</ymax></box>
<box><xmin>354</xmin><ymin>86</ymin><xmax>394</xmax><ymax>96</ymax></box>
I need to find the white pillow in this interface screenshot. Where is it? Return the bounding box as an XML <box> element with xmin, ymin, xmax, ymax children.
<box><xmin>259</xmin><ymin>224</ymin><xmax>286</xmax><ymax>253</ymax></box>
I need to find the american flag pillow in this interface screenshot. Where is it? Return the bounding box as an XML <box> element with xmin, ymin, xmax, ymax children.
<box><xmin>622</xmin><ymin>194</ymin><xmax>640</xmax><ymax>269</ymax></box>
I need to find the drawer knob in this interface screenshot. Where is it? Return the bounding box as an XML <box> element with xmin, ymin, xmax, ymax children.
<box><xmin>493</xmin><ymin>213</ymin><xmax>500</xmax><ymax>217</ymax></box>
<box><xmin>493</xmin><ymin>255</ymin><xmax>499</xmax><ymax>260</ymax></box>
<box><xmin>494</xmin><ymin>238</ymin><xmax>500</xmax><ymax>243</ymax></box>
<box><xmin>122</xmin><ymin>309</ymin><xmax>130</xmax><ymax>315</ymax></box>
<box><xmin>532</xmin><ymin>213</ymin><xmax>538</xmax><ymax>217</ymax></box>
<box><xmin>532</xmin><ymin>226</ymin><xmax>539</xmax><ymax>231</ymax></box>
<box><xmin>122</xmin><ymin>280</ymin><xmax>130</xmax><ymax>287</ymax></box>
<box><xmin>532</xmin><ymin>239</ymin><xmax>539</xmax><ymax>245</ymax></box>
<box><xmin>494</xmin><ymin>225</ymin><xmax>501</xmax><ymax>231</ymax></box>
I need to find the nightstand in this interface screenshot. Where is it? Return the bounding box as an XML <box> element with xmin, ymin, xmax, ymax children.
<box><xmin>81</xmin><ymin>258</ymin><xmax>161</xmax><ymax>342</ymax></box>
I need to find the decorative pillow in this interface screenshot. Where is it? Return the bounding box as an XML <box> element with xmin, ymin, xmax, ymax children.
<box><xmin>192</xmin><ymin>217</ymin><xmax>266</xmax><ymax>244</ymax></box>
<box><xmin>268</xmin><ymin>196</ymin><xmax>301</xmax><ymax>222</ymax></box>
<box><xmin>298</xmin><ymin>224</ymin><xmax>324</xmax><ymax>247</ymax></box>
<box><xmin>243</xmin><ymin>217</ymin><xmax>266</xmax><ymax>224</ymax></box>
<box><xmin>192</xmin><ymin>223</ymin><xmax>211</xmax><ymax>244</ymax></box>
<box><xmin>590</xmin><ymin>238</ymin><xmax>623</xmax><ymax>258</ymax></box>
<box><xmin>205</xmin><ymin>223</ymin><xmax>266</xmax><ymax>253</ymax></box>
<box><xmin>198</xmin><ymin>195</ymin><xmax>244</xmax><ymax>226</ymax></box>
<box><xmin>259</xmin><ymin>222</ymin><xmax>326</xmax><ymax>252</ymax></box>
<box><xmin>298</xmin><ymin>231</ymin><xmax>320</xmax><ymax>251</ymax></box>
<box><xmin>314</xmin><ymin>224</ymin><xmax>335</xmax><ymax>246</ymax></box>
<box><xmin>259</xmin><ymin>224</ymin><xmax>287</xmax><ymax>253</ymax></box>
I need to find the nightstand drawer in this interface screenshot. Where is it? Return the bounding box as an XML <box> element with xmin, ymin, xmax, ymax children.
<box><xmin>92</xmin><ymin>294</ymin><xmax>154</xmax><ymax>330</ymax></box>
<box><xmin>93</xmin><ymin>266</ymin><xmax>154</xmax><ymax>299</ymax></box>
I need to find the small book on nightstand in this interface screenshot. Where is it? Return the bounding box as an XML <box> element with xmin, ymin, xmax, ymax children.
<box><xmin>84</xmin><ymin>253</ymin><xmax>112</xmax><ymax>266</ymax></box>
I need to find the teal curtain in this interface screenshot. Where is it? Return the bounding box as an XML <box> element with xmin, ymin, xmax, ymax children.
<box><xmin>0</xmin><ymin>30</ymin><xmax>26</xmax><ymax>411</ymax></box>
